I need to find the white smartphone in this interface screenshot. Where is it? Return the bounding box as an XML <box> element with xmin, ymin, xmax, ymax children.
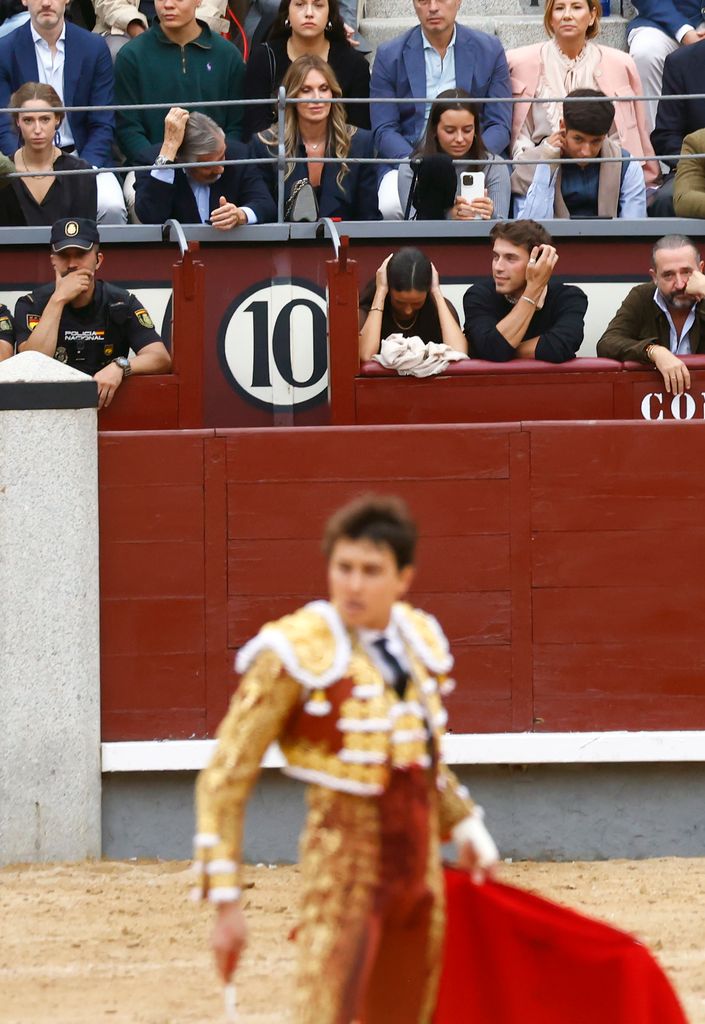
<box><xmin>460</xmin><ymin>171</ymin><xmax>485</xmax><ymax>204</ymax></box>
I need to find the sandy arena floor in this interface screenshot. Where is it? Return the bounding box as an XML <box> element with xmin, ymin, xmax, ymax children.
<box><xmin>1</xmin><ymin>858</ymin><xmax>703</xmax><ymax>1024</ymax></box>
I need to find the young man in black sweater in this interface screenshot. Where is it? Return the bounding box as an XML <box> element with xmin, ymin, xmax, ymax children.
<box><xmin>463</xmin><ymin>220</ymin><xmax>588</xmax><ymax>363</ymax></box>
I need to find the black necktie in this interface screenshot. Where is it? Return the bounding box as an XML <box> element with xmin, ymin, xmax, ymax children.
<box><xmin>373</xmin><ymin>637</ymin><xmax>409</xmax><ymax>698</ymax></box>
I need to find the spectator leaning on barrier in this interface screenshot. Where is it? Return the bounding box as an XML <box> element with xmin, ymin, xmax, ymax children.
<box><xmin>135</xmin><ymin>108</ymin><xmax>276</xmax><ymax>226</ymax></box>
<box><xmin>15</xmin><ymin>217</ymin><xmax>172</xmax><ymax>408</ymax></box>
<box><xmin>512</xmin><ymin>88</ymin><xmax>646</xmax><ymax>220</ymax></box>
<box><xmin>597</xmin><ymin>234</ymin><xmax>705</xmax><ymax>397</ymax></box>
<box><xmin>508</xmin><ymin>0</ymin><xmax>659</xmax><ymax>191</ymax></box>
<box><xmin>358</xmin><ymin>247</ymin><xmax>466</xmax><ymax>360</ymax></box>
<box><xmin>0</xmin><ymin>301</ymin><xmax>14</xmax><ymax>360</ymax></box>
<box><xmin>114</xmin><ymin>0</ymin><xmax>246</xmax><ymax>167</ymax></box>
<box><xmin>0</xmin><ymin>0</ymin><xmax>126</xmax><ymax>223</ymax></box>
<box><xmin>649</xmin><ymin>37</ymin><xmax>705</xmax><ymax>217</ymax></box>
<box><xmin>369</xmin><ymin>0</ymin><xmax>511</xmax><ymax>220</ymax></box>
<box><xmin>628</xmin><ymin>0</ymin><xmax>705</xmax><ymax>134</ymax></box>
<box><xmin>463</xmin><ymin>220</ymin><xmax>587</xmax><ymax>363</ymax></box>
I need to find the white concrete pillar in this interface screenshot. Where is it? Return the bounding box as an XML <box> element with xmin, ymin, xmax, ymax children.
<box><xmin>0</xmin><ymin>352</ymin><xmax>101</xmax><ymax>862</ymax></box>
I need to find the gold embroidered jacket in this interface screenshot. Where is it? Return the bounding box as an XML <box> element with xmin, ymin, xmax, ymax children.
<box><xmin>194</xmin><ymin>600</ymin><xmax>474</xmax><ymax>902</ymax></box>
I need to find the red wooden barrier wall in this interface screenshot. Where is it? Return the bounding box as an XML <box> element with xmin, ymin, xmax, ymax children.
<box><xmin>99</xmin><ymin>421</ymin><xmax>705</xmax><ymax>741</ymax></box>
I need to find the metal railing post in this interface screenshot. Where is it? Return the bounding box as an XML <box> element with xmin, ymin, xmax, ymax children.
<box><xmin>277</xmin><ymin>85</ymin><xmax>286</xmax><ymax>224</ymax></box>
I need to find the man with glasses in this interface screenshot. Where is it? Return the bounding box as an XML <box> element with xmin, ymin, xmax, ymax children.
<box><xmin>370</xmin><ymin>0</ymin><xmax>511</xmax><ymax>218</ymax></box>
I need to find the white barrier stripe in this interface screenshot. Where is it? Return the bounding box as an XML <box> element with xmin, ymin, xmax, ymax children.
<box><xmin>102</xmin><ymin>731</ymin><xmax>705</xmax><ymax>772</ymax></box>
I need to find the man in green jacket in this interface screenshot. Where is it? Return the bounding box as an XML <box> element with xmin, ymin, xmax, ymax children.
<box><xmin>114</xmin><ymin>0</ymin><xmax>244</xmax><ymax>167</ymax></box>
<box><xmin>597</xmin><ymin>233</ymin><xmax>705</xmax><ymax>396</ymax></box>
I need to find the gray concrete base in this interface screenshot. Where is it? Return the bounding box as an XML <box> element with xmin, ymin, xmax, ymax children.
<box><xmin>102</xmin><ymin>763</ymin><xmax>705</xmax><ymax>862</ymax></box>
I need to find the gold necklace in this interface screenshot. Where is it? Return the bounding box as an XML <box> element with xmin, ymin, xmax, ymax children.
<box><xmin>19</xmin><ymin>148</ymin><xmax>56</xmax><ymax>178</ymax></box>
<box><xmin>392</xmin><ymin>309</ymin><xmax>419</xmax><ymax>331</ymax></box>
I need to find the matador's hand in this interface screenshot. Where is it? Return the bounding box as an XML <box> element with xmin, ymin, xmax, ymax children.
<box><xmin>212</xmin><ymin>902</ymin><xmax>247</xmax><ymax>982</ymax></box>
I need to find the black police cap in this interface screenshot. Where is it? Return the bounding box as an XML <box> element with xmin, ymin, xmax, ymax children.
<box><xmin>51</xmin><ymin>218</ymin><xmax>100</xmax><ymax>253</ymax></box>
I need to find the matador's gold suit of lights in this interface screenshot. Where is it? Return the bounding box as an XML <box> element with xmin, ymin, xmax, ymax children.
<box><xmin>194</xmin><ymin>600</ymin><xmax>475</xmax><ymax>1024</ymax></box>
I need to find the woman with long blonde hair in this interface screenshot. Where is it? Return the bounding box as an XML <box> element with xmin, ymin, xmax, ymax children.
<box><xmin>250</xmin><ymin>54</ymin><xmax>379</xmax><ymax>221</ymax></box>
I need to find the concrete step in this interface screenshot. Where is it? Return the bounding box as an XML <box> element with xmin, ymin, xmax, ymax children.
<box><xmin>360</xmin><ymin>15</ymin><xmax>629</xmax><ymax>55</ymax></box>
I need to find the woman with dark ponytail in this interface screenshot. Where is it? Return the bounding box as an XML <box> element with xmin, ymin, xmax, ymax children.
<box><xmin>358</xmin><ymin>247</ymin><xmax>467</xmax><ymax>360</ymax></box>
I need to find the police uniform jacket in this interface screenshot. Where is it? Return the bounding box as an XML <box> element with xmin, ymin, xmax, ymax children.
<box><xmin>14</xmin><ymin>281</ymin><xmax>160</xmax><ymax>374</ymax></box>
<box><xmin>194</xmin><ymin>600</ymin><xmax>474</xmax><ymax>903</ymax></box>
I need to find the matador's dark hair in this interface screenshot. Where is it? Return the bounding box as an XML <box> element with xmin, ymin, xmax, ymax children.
<box><xmin>322</xmin><ymin>495</ymin><xmax>417</xmax><ymax>569</ymax></box>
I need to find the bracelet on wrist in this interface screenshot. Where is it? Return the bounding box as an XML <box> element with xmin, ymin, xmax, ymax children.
<box><xmin>370</xmin><ymin>306</ymin><xmax>385</xmax><ymax>313</ymax></box>
<box><xmin>520</xmin><ymin>294</ymin><xmax>537</xmax><ymax>308</ymax></box>
<box><xmin>645</xmin><ymin>344</ymin><xmax>656</xmax><ymax>363</ymax></box>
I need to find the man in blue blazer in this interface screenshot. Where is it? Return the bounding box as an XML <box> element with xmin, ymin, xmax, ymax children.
<box><xmin>134</xmin><ymin>108</ymin><xmax>276</xmax><ymax>227</ymax></box>
<box><xmin>370</xmin><ymin>0</ymin><xmax>510</xmax><ymax>218</ymax></box>
<box><xmin>0</xmin><ymin>0</ymin><xmax>125</xmax><ymax>221</ymax></box>
<box><xmin>628</xmin><ymin>0</ymin><xmax>705</xmax><ymax>131</ymax></box>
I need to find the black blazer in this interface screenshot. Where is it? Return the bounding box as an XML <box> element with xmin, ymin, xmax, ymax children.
<box><xmin>250</xmin><ymin>127</ymin><xmax>380</xmax><ymax>221</ymax></box>
<box><xmin>243</xmin><ymin>36</ymin><xmax>370</xmax><ymax>140</ymax></box>
<box><xmin>134</xmin><ymin>141</ymin><xmax>276</xmax><ymax>225</ymax></box>
<box><xmin>652</xmin><ymin>39</ymin><xmax>705</xmax><ymax>167</ymax></box>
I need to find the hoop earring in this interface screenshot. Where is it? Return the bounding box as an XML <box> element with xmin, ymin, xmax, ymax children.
<box><xmin>54</xmin><ymin>130</ymin><xmax>61</xmax><ymax>147</ymax></box>
<box><xmin>326</xmin><ymin>19</ymin><xmax>332</xmax><ymax>28</ymax></box>
<box><xmin>284</xmin><ymin>17</ymin><xmax>290</xmax><ymax>26</ymax></box>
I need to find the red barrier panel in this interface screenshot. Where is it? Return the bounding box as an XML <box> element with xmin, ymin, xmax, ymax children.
<box><xmin>99</xmin><ymin>420</ymin><xmax>705</xmax><ymax>741</ymax></box>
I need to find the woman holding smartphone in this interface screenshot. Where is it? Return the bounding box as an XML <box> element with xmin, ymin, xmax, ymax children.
<box><xmin>397</xmin><ymin>89</ymin><xmax>511</xmax><ymax>221</ymax></box>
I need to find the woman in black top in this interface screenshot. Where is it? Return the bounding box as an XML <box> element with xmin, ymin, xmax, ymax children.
<box><xmin>243</xmin><ymin>0</ymin><xmax>370</xmax><ymax>140</ymax></box>
<box><xmin>1</xmin><ymin>82</ymin><xmax>97</xmax><ymax>227</ymax></box>
<box><xmin>359</xmin><ymin>247</ymin><xmax>467</xmax><ymax>361</ymax></box>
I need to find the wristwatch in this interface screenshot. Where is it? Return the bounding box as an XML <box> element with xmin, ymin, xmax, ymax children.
<box><xmin>154</xmin><ymin>155</ymin><xmax>174</xmax><ymax>167</ymax></box>
<box><xmin>113</xmin><ymin>356</ymin><xmax>132</xmax><ymax>377</ymax></box>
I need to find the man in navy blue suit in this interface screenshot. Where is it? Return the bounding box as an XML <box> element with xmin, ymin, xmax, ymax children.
<box><xmin>370</xmin><ymin>0</ymin><xmax>510</xmax><ymax>218</ymax></box>
<box><xmin>628</xmin><ymin>0</ymin><xmax>705</xmax><ymax>132</ymax></box>
<box><xmin>0</xmin><ymin>0</ymin><xmax>126</xmax><ymax>222</ymax></box>
<box><xmin>134</xmin><ymin>108</ymin><xmax>276</xmax><ymax>226</ymax></box>
<box><xmin>649</xmin><ymin>35</ymin><xmax>705</xmax><ymax>216</ymax></box>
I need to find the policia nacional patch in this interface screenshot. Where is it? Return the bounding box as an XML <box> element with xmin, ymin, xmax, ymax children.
<box><xmin>135</xmin><ymin>308</ymin><xmax>154</xmax><ymax>329</ymax></box>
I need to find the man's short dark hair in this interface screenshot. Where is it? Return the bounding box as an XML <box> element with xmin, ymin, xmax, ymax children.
<box><xmin>563</xmin><ymin>88</ymin><xmax>615</xmax><ymax>138</ymax></box>
<box><xmin>322</xmin><ymin>495</ymin><xmax>417</xmax><ymax>569</ymax></box>
<box><xmin>490</xmin><ymin>220</ymin><xmax>552</xmax><ymax>255</ymax></box>
<box><xmin>652</xmin><ymin>234</ymin><xmax>701</xmax><ymax>267</ymax></box>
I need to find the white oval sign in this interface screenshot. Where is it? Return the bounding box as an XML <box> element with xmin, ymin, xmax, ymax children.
<box><xmin>219</xmin><ymin>278</ymin><xmax>328</xmax><ymax>411</ymax></box>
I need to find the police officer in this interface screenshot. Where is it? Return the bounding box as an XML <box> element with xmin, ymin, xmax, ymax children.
<box><xmin>0</xmin><ymin>303</ymin><xmax>13</xmax><ymax>361</ymax></box>
<box><xmin>15</xmin><ymin>217</ymin><xmax>172</xmax><ymax>408</ymax></box>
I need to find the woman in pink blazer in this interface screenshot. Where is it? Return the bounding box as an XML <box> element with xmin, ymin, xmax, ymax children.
<box><xmin>507</xmin><ymin>0</ymin><xmax>659</xmax><ymax>188</ymax></box>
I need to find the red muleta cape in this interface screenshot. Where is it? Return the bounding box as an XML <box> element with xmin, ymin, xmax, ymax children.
<box><xmin>435</xmin><ymin>866</ymin><xmax>688</xmax><ymax>1024</ymax></box>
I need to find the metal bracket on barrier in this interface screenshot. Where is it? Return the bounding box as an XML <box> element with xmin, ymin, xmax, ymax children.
<box><xmin>162</xmin><ymin>219</ymin><xmax>189</xmax><ymax>256</ymax></box>
<box><xmin>317</xmin><ymin>217</ymin><xmax>342</xmax><ymax>257</ymax></box>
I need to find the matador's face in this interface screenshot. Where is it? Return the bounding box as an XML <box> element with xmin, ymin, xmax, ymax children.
<box><xmin>328</xmin><ymin>538</ymin><xmax>414</xmax><ymax>632</ymax></box>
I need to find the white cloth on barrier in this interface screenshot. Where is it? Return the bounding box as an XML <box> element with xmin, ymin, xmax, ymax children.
<box><xmin>372</xmin><ymin>334</ymin><xmax>467</xmax><ymax>377</ymax></box>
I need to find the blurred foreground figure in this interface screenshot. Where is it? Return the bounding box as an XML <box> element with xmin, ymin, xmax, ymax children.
<box><xmin>194</xmin><ymin>494</ymin><xmax>498</xmax><ymax>1024</ymax></box>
